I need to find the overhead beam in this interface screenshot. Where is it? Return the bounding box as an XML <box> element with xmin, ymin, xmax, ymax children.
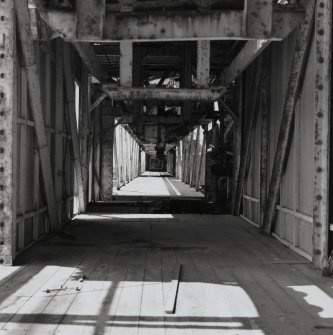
<box><xmin>221</xmin><ymin>40</ymin><xmax>270</xmax><ymax>85</ymax></box>
<box><xmin>261</xmin><ymin>0</ymin><xmax>315</xmax><ymax>235</ymax></box>
<box><xmin>15</xmin><ymin>0</ymin><xmax>59</xmax><ymax>233</ymax></box>
<box><xmin>39</xmin><ymin>9</ymin><xmax>304</xmax><ymax>42</ymax></box>
<box><xmin>102</xmin><ymin>86</ymin><xmax>226</xmax><ymax>101</ymax></box>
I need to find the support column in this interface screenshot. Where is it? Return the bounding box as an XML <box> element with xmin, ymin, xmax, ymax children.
<box><xmin>0</xmin><ymin>0</ymin><xmax>17</xmax><ymax>264</ymax></box>
<box><xmin>313</xmin><ymin>0</ymin><xmax>332</xmax><ymax>271</ymax></box>
<box><xmin>101</xmin><ymin>104</ymin><xmax>115</xmax><ymax>201</ymax></box>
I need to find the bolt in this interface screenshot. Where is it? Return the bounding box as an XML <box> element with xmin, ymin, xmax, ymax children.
<box><xmin>0</xmin><ymin>148</ymin><xmax>4</xmax><ymax>153</ymax></box>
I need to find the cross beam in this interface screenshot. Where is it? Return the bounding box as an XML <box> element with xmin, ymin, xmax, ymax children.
<box><xmin>102</xmin><ymin>86</ymin><xmax>226</xmax><ymax>101</ymax></box>
<box><xmin>39</xmin><ymin>9</ymin><xmax>304</xmax><ymax>42</ymax></box>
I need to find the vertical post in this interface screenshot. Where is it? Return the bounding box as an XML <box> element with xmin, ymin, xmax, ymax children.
<box><xmin>313</xmin><ymin>0</ymin><xmax>332</xmax><ymax>270</ymax></box>
<box><xmin>261</xmin><ymin>1</ymin><xmax>315</xmax><ymax>234</ymax></box>
<box><xmin>15</xmin><ymin>0</ymin><xmax>59</xmax><ymax>232</ymax></box>
<box><xmin>101</xmin><ymin>105</ymin><xmax>115</xmax><ymax>201</ymax></box>
<box><xmin>244</xmin><ymin>0</ymin><xmax>273</xmax><ymax>38</ymax></box>
<box><xmin>182</xmin><ymin>45</ymin><xmax>192</xmax><ymax>122</ymax></box>
<box><xmin>120</xmin><ymin>41</ymin><xmax>133</xmax><ymax>87</ymax></box>
<box><xmin>77</xmin><ymin>0</ymin><xmax>105</xmax><ymax>40</ymax></box>
<box><xmin>197</xmin><ymin>40</ymin><xmax>210</xmax><ymax>88</ymax></box>
<box><xmin>0</xmin><ymin>0</ymin><xmax>17</xmax><ymax>264</ymax></box>
<box><xmin>54</xmin><ymin>39</ymin><xmax>64</xmax><ymax>222</ymax></box>
<box><xmin>260</xmin><ymin>50</ymin><xmax>269</xmax><ymax>227</ymax></box>
<box><xmin>63</xmin><ymin>43</ymin><xmax>86</xmax><ymax>212</ymax></box>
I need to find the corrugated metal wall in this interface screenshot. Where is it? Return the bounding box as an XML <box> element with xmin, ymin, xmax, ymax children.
<box><xmin>242</xmin><ymin>30</ymin><xmax>315</xmax><ymax>260</ymax></box>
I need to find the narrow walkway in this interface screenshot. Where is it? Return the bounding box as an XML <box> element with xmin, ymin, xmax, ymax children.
<box><xmin>0</xmin><ymin>215</ymin><xmax>333</xmax><ymax>334</ymax></box>
<box><xmin>114</xmin><ymin>172</ymin><xmax>204</xmax><ymax>199</ymax></box>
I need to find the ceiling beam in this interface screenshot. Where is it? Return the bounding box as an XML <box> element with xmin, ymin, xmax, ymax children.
<box><xmin>102</xmin><ymin>86</ymin><xmax>226</xmax><ymax>101</ymax></box>
<box><xmin>39</xmin><ymin>9</ymin><xmax>304</xmax><ymax>42</ymax></box>
<box><xmin>221</xmin><ymin>40</ymin><xmax>271</xmax><ymax>84</ymax></box>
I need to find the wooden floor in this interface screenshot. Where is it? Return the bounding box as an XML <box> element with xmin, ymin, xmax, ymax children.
<box><xmin>113</xmin><ymin>173</ymin><xmax>204</xmax><ymax>199</ymax></box>
<box><xmin>1</xmin><ymin>214</ymin><xmax>333</xmax><ymax>334</ymax></box>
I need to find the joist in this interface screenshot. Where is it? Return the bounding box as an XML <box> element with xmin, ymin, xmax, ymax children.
<box><xmin>63</xmin><ymin>43</ymin><xmax>86</xmax><ymax>213</ymax></box>
<box><xmin>313</xmin><ymin>0</ymin><xmax>332</xmax><ymax>271</ymax></box>
<box><xmin>261</xmin><ymin>0</ymin><xmax>315</xmax><ymax>235</ymax></box>
<box><xmin>221</xmin><ymin>40</ymin><xmax>271</xmax><ymax>85</ymax></box>
<box><xmin>102</xmin><ymin>86</ymin><xmax>226</xmax><ymax>101</ymax></box>
<box><xmin>15</xmin><ymin>0</ymin><xmax>59</xmax><ymax>233</ymax></box>
<box><xmin>0</xmin><ymin>0</ymin><xmax>17</xmax><ymax>264</ymax></box>
<box><xmin>39</xmin><ymin>9</ymin><xmax>304</xmax><ymax>42</ymax></box>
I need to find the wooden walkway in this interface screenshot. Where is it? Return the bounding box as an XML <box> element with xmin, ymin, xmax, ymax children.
<box><xmin>114</xmin><ymin>173</ymin><xmax>204</xmax><ymax>199</ymax></box>
<box><xmin>0</xmin><ymin>215</ymin><xmax>333</xmax><ymax>334</ymax></box>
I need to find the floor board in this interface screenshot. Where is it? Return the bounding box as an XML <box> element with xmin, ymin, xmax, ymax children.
<box><xmin>0</xmin><ymin>214</ymin><xmax>333</xmax><ymax>334</ymax></box>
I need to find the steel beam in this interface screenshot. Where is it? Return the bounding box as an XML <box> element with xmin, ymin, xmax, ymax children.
<box><xmin>313</xmin><ymin>0</ymin><xmax>332</xmax><ymax>271</ymax></box>
<box><xmin>39</xmin><ymin>9</ymin><xmax>304</xmax><ymax>42</ymax></box>
<box><xmin>102</xmin><ymin>86</ymin><xmax>226</xmax><ymax>101</ymax></box>
<box><xmin>0</xmin><ymin>0</ymin><xmax>17</xmax><ymax>264</ymax></box>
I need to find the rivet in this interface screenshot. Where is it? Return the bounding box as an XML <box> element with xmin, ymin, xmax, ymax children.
<box><xmin>0</xmin><ymin>259</ymin><xmax>3</xmax><ymax>264</ymax></box>
<box><xmin>316</xmin><ymin>195</ymin><xmax>323</xmax><ymax>201</ymax></box>
<box><xmin>319</xmin><ymin>57</ymin><xmax>324</xmax><ymax>63</ymax></box>
<box><xmin>0</xmin><ymin>185</ymin><xmax>4</xmax><ymax>191</ymax></box>
<box><xmin>0</xmin><ymin>92</ymin><xmax>4</xmax><ymax>98</ymax></box>
<box><xmin>0</xmin><ymin>203</ymin><xmax>3</xmax><ymax>209</ymax></box>
<box><xmin>0</xmin><ymin>241</ymin><xmax>3</xmax><ymax>245</ymax></box>
<box><xmin>0</xmin><ymin>16</ymin><xmax>4</xmax><ymax>21</ymax></box>
<box><xmin>0</xmin><ymin>148</ymin><xmax>4</xmax><ymax>153</ymax></box>
<box><xmin>319</xmin><ymin>2</ymin><xmax>325</xmax><ymax>8</ymax></box>
<box><xmin>0</xmin><ymin>167</ymin><xmax>3</xmax><ymax>173</ymax></box>
<box><xmin>318</xmin><ymin>84</ymin><xmax>324</xmax><ymax>90</ymax></box>
<box><xmin>318</xmin><ymin>29</ymin><xmax>324</xmax><ymax>35</ymax></box>
<box><xmin>0</xmin><ymin>222</ymin><xmax>4</xmax><ymax>227</ymax></box>
<box><xmin>0</xmin><ymin>111</ymin><xmax>4</xmax><ymax>116</ymax></box>
<box><xmin>0</xmin><ymin>129</ymin><xmax>4</xmax><ymax>135</ymax></box>
<box><xmin>317</xmin><ymin>167</ymin><xmax>323</xmax><ymax>172</ymax></box>
<box><xmin>0</xmin><ymin>73</ymin><xmax>4</xmax><ymax>78</ymax></box>
<box><xmin>0</xmin><ymin>54</ymin><xmax>4</xmax><ymax>59</ymax></box>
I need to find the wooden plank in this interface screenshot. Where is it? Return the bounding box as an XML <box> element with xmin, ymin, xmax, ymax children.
<box><xmin>314</xmin><ymin>0</ymin><xmax>332</xmax><ymax>271</ymax></box>
<box><xmin>221</xmin><ymin>40</ymin><xmax>270</xmax><ymax>85</ymax></box>
<box><xmin>261</xmin><ymin>0</ymin><xmax>315</xmax><ymax>235</ymax></box>
<box><xmin>15</xmin><ymin>0</ymin><xmax>59</xmax><ymax>233</ymax></box>
<box><xmin>63</xmin><ymin>43</ymin><xmax>86</xmax><ymax>212</ymax></box>
<box><xmin>54</xmin><ymin>39</ymin><xmax>64</xmax><ymax>222</ymax></box>
<box><xmin>164</xmin><ymin>264</ymin><xmax>181</xmax><ymax>314</ymax></box>
<box><xmin>233</xmin><ymin>57</ymin><xmax>262</xmax><ymax>216</ymax></box>
<box><xmin>103</xmin><ymin>86</ymin><xmax>226</xmax><ymax>102</ymax></box>
<box><xmin>77</xmin><ymin>0</ymin><xmax>105</xmax><ymax>40</ymax></box>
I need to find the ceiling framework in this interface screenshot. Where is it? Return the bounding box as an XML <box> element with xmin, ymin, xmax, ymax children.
<box><xmin>33</xmin><ymin>0</ymin><xmax>306</xmax><ymax>156</ymax></box>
